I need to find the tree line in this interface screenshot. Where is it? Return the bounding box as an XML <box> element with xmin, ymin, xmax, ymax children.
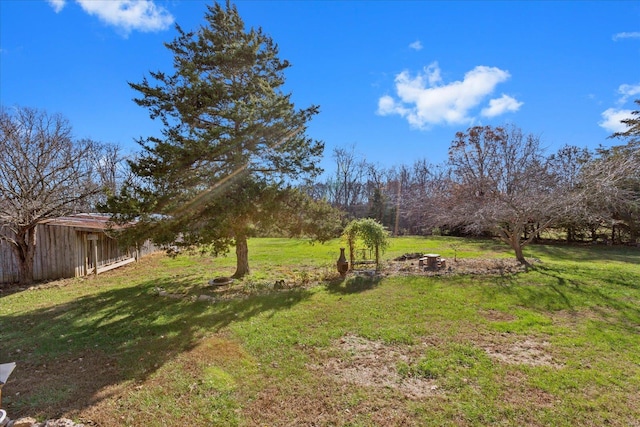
<box><xmin>310</xmin><ymin>117</ymin><xmax>639</xmax><ymax>260</ymax></box>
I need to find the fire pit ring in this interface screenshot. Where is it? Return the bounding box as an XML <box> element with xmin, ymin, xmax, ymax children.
<box><xmin>208</xmin><ymin>277</ymin><xmax>234</xmax><ymax>287</ymax></box>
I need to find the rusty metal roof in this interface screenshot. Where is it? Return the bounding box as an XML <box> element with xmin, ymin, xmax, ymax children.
<box><xmin>42</xmin><ymin>214</ymin><xmax>122</xmax><ymax>231</ymax></box>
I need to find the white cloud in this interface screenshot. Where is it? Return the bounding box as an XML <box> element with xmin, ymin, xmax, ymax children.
<box><xmin>77</xmin><ymin>0</ymin><xmax>174</xmax><ymax>34</ymax></box>
<box><xmin>47</xmin><ymin>0</ymin><xmax>67</xmax><ymax>13</ymax></box>
<box><xmin>481</xmin><ymin>94</ymin><xmax>523</xmax><ymax>118</ymax></box>
<box><xmin>599</xmin><ymin>108</ymin><xmax>633</xmax><ymax>133</ymax></box>
<box><xmin>425</xmin><ymin>62</ymin><xmax>441</xmax><ymax>86</ymax></box>
<box><xmin>378</xmin><ymin>95</ymin><xmax>408</xmax><ymax>117</ymax></box>
<box><xmin>617</xmin><ymin>83</ymin><xmax>640</xmax><ymax>104</ymax></box>
<box><xmin>409</xmin><ymin>40</ymin><xmax>423</xmax><ymax>51</ymax></box>
<box><xmin>47</xmin><ymin>0</ymin><xmax>174</xmax><ymax>35</ymax></box>
<box><xmin>377</xmin><ymin>62</ymin><xmax>519</xmax><ymax>129</ymax></box>
<box><xmin>599</xmin><ymin>82</ymin><xmax>639</xmax><ymax>132</ymax></box>
<box><xmin>613</xmin><ymin>32</ymin><xmax>640</xmax><ymax>41</ymax></box>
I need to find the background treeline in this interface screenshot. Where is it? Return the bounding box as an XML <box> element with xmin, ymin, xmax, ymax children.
<box><xmin>304</xmin><ymin>118</ymin><xmax>639</xmax><ymax>247</ymax></box>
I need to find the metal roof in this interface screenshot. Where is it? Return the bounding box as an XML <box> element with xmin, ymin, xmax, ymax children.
<box><xmin>41</xmin><ymin>214</ymin><xmax>122</xmax><ymax>231</ymax></box>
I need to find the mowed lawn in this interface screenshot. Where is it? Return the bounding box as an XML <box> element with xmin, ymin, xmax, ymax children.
<box><xmin>0</xmin><ymin>237</ymin><xmax>639</xmax><ymax>426</ymax></box>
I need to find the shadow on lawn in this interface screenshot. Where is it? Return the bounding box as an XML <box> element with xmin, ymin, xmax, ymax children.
<box><xmin>488</xmin><ymin>264</ymin><xmax>640</xmax><ymax>330</ymax></box>
<box><xmin>0</xmin><ymin>273</ymin><xmax>312</xmax><ymax>420</ymax></box>
<box><xmin>324</xmin><ymin>274</ymin><xmax>382</xmax><ymax>295</ymax></box>
<box><xmin>528</xmin><ymin>242</ymin><xmax>640</xmax><ymax>263</ymax></box>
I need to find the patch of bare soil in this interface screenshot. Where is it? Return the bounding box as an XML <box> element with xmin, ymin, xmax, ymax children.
<box><xmin>310</xmin><ymin>332</ymin><xmax>561</xmax><ymax>398</ymax></box>
<box><xmin>244</xmin><ymin>335</ymin><xmax>436</xmax><ymax>426</ymax></box>
<box><xmin>312</xmin><ymin>334</ymin><xmax>439</xmax><ymax>400</ymax></box>
<box><xmin>473</xmin><ymin>333</ymin><xmax>563</xmax><ymax>368</ymax></box>
<box><xmin>385</xmin><ymin>256</ymin><xmax>532</xmax><ymax>277</ymax></box>
<box><xmin>245</xmin><ymin>332</ymin><xmax>565</xmax><ymax>425</ymax></box>
<box><xmin>244</xmin><ymin>381</ymin><xmax>422</xmax><ymax>427</ymax></box>
<box><xmin>500</xmin><ymin>370</ymin><xmax>558</xmax><ymax>410</ymax></box>
<box><xmin>479</xmin><ymin>309</ymin><xmax>518</xmax><ymax>322</ymax></box>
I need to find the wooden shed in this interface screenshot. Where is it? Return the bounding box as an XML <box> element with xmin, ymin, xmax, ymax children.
<box><xmin>0</xmin><ymin>214</ymin><xmax>158</xmax><ymax>284</ymax></box>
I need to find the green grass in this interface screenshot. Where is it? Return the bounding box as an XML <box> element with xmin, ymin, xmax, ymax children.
<box><xmin>0</xmin><ymin>236</ymin><xmax>639</xmax><ymax>426</ymax></box>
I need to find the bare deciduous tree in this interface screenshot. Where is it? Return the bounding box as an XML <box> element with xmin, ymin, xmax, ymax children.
<box><xmin>591</xmin><ymin>99</ymin><xmax>640</xmax><ymax>243</ymax></box>
<box><xmin>330</xmin><ymin>146</ymin><xmax>368</xmax><ymax>216</ymax></box>
<box><xmin>548</xmin><ymin>145</ymin><xmax>594</xmax><ymax>241</ymax></box>
<box><xmin>91</xmin><ymin>142</ymin><xmax>131</xmax><ymax>209</ymax></box>
<box><xmin>441</xmin><ymin>125</ymin><xmax>570</xmax><ymax>264</ymax></box>
<box><xmin>581</xmin><ymin>140</ymin><xmax>640</xmax><ymax>243</ymax></box>
<box><xmin>364</xmin><ymin>162</ymin><xmax>389</xmax><ymax>225</ymax></box>
<box><xmin>0</xmin><ymin>106</ymin><xmax>106</xmax><ymax>284</ymax></box>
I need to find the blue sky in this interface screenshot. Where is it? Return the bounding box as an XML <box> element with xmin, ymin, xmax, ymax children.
<box><xmin>1</xmin><ymin>1</ymin><xmax>639</xmax><ymax>176</ymax></box>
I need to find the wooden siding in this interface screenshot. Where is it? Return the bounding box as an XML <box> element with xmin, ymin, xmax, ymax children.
<box><xmin>0</xmin><ymin>221</ymin><xmax>158</xmax><ymax>284</ymax></box>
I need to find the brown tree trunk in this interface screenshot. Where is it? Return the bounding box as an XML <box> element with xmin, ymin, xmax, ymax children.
<box><xmin>500</xmin><ymin>227</ymin><xmax>529</xmax><ymax>266</ymax></box>
<box><xmin>513</xmin><ymin>242</ymin><xmax>527</xmax><ymax>265</ymax></box>
<box><xmin>611</xmin><ymin>224</ymin><xmax>616</xmax><ymax>245</ymax></box>
<box><xmin>567</xmin><ymin>226</ymin><xmax>574</xmax><ymax>243</ymax></box>
<box><xmin>232</xmin><ymin>234</ymin><xmax>250</xmax><ymax>278</ymax></box>
<box><xmin>12</xmin><ymin>226</ymin><xmax>37</xmax><ymax>285</ymax></box>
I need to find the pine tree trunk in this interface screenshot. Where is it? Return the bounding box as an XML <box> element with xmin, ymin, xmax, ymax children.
<box><xmin>232</xmin><ymin>234</ymin><xmax>250</xmax><ymax>278</ymax></box>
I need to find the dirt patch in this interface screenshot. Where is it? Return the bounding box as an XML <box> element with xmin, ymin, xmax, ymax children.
<box><xmin>475</xmin><ymin>334</ymin><xmax>562</xmax><ymax>368</ymax></box>
<box><xmin>385</xmin><ymin>256</ymin><xmax>532</xmax><ymax>277</ymax></box>
<box><xmin>244</xmin><ymin>381</ymin><xmax>421</xmax><ymax>427</ymax></box>
<box><xmin>500</xmin><ymin>370</ymin><xmax>558</xmax><ymax>410</ymax></box>
<box><xmin>312</xmin><ymin>333</ymin><xmax>561</xmax><ymax>399</ymax></box>
<box><xmin>480</xmin><ymin>309</ymin><xmax>518</xmax><ymax>322</ymax></box>
<box><xmin>310</xmin><ymin>334</ymin><xmax>439</xmax><ymax>400</ymax></box>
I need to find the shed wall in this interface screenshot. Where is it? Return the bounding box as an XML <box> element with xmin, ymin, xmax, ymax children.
<box><xmin>1</xmin><ymin>223</ymin><xmax>158</xmax><ymax>284</ymax></box>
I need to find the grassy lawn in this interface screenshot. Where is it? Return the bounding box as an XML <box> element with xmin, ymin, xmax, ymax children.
<box><xmin>0</xmin><ymin>236</ymin><xmax>639</xmax><ymax>426</ymax></box>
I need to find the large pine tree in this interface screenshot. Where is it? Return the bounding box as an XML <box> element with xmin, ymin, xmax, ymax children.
<box><xmin>109</xmin><ymin>1</ymin><xmax>323</xmax><ymax>277</ymax></box>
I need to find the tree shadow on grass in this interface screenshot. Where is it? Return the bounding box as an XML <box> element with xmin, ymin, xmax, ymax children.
<box><xmin>461</xmin><ymin>238</ymin><xmax>640</xmax><ymax>266</ymax></box>
<box><xmin>485</xmin><ymin>264</ymin><xmax>640</xmax><ymax>332</ymax></box>
<box><xmin>0</xmin><ymin>273</ymin><xmax>312</xmax><ymax>420</ymax></box>
<box><xmin>325</xmin><ymin>274</ymin><xmax>382</xmax><ymax>295</ymax></box>
<box><xmin>528</xmin><ymin>243</ymin><xmax>640</xmax><ymax>263</ymax></box>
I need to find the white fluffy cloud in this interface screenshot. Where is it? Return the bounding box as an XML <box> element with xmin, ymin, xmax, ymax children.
<box><xmin>409</xmin><ymin>40</ymin><xmax>423</xmax><ymax>51</ymax></box>
<box><xmin>47</xmin><ymin>0</ymin><xmax>66</xmax><ymax>13</ymax></box>
<box><xmin>481</xmin><ymin>94</ymin><xmax>524</xmax><ymax>118</ymax></box>
<box><xmin>598</xmin><ymin>82</ymin><xmax>639</xmax><ymax>133</ymax></box>
<box><xmin>378</xmin><ymin>62</ymin><xmax>521</xmax><ymax>129</ymax></box>
<box><xmin>47</xmin><ymin>0</ymin><xmax>174</xmax><ymax>35</ymax></box>
<box><xmin>613</xmin><ymin>32</ymin><xmax>640</xmax><ymax>41</ymax></box>
<box><xmin>599</xmin><ymin>108</ymin><xmax>633</xmax><ymax>133</ymax></box>
<box><xmin>617</xmin><ymin>83</ymin><xmax>640</xmax><ymax>104</ymax></box>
